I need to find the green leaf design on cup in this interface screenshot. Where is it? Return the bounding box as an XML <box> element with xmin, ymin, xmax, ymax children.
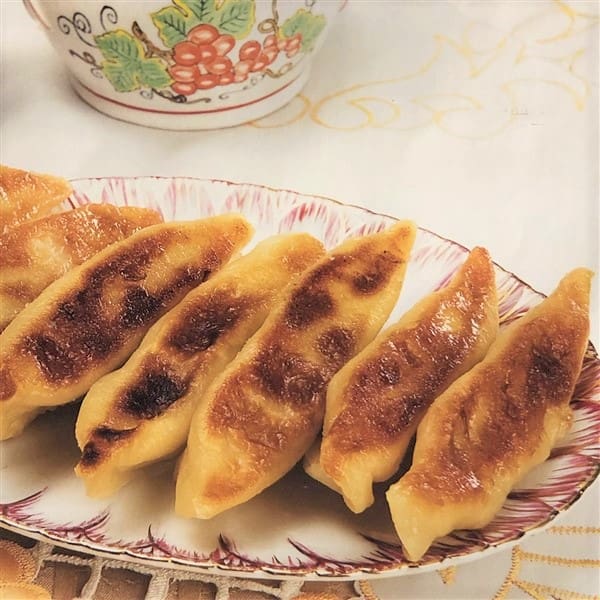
<box><xmin>152</xmin><ymin>0</ymin><xmax>255</xmax><ymax>48</ymax></box>
<box><xmin>213</xmin><ymin>0</ymin><xmax>255</xmax><ymax>38</ymax></box>
<box><xmin>74</xmin><ymin>0</ymin><xmax>325</xmax><ymax>97</ymax></box>
<box><xmin>280</xmin><ymin>8</ymin><xmax>326</xmax><ymax>52</ymax></box>
<box><xmin>139</xmin><ymin>60</ymin><xmax>174</xmax><ymax>88</ymax></box>
<box><xmin>152</xmin><ymin>7</ymin><xmax>190</xmax><ymax>47</ymax></box>
<box><xmin>181</xmin><ymin>0</ymin><xmax>216</xmax><ymax>23</ymax></box>
<box><xmin>102</xmin><ymin>62</ymin><xmax>138</xmax><ymax>92</ymax></box>
<box><xmin>95</xmin><ymin>30</ymin><xmax>172</xmax><ymax>92</ymax></box>
<box><xmin>96</xmin><ymin>29</ymin><xmax>140</xmax><ymax>62</ymax></box>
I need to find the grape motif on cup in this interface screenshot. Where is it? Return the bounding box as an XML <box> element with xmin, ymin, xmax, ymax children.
<box><xmin>29</xmin><ymin>0</ymin><xmax>338</xmax><ymax>128</ymax></box>
<box><xmin>49</xmin><ymin>0</ymin><xmax>329</xmax><ymax>105</ymax></box>
<box><xmin>170</xmin><ymin>24</ymin><xmax>303</xmax><ymax>96</ymax></box>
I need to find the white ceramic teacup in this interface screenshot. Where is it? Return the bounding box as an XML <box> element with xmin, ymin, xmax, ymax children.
<box><xmin>24</xmin><ymin>0</ymin><xmax>344</xmax><ymax>129</ymax></box>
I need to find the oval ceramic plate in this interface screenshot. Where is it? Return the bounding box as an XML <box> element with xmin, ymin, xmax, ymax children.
<box><xmin>1</xmin><ymin>177</ymin><xmax>599</xmax><ymax>580</ymax></box>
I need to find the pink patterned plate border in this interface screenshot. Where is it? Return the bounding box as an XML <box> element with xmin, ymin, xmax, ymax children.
<box><xmin>1</xmin><ymin>177</ymin><xmax>598</xmax><ymax>581</ymax></box>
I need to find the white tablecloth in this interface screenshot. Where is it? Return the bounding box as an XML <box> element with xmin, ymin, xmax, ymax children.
<box><xmin>1</xmin><ymin>1</ymin><xmax>598</xmax><ymax>598</ymax></box>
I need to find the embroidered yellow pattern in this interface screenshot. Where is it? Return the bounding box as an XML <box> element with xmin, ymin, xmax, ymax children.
<box><xmin>520</xmin><ymin>551</ymin><xmax>600</xmax><ymax>568</ymax></box>
<box><xmin>515</xmin><ymin>581</ymin><xmax>599</xmax><ymax>600</ymax></box>
<box><xmin>493</xmin><ymin>525</ymin><xmax>600</xmax><ymax>600</ymax></box>
<box><xmin>548</xmin><ymin>526</ymin><xmax>600</xmax><ymax>535</ymax></box>
<box><xmin>438</xmin><ymin>566</ymin><xmax>457</xmax><ymax>585</ymax></box>
<box><xmin>249</xmin><ymin>0</ymin><xmax>597</xmax><ymax>137</ymax></box>
<box><xmin>539</xmin><ymin>0</ymin><xmax>599</xmax><ymax>44</ymax></box>
<box><xmin>358</xmin><ymin>580</ymin><xmax>380</xmax><ymax>600</ymax></box>
<box><xmin>493</xmin><ymin>546</ymin><xmax>524</xmax><ymax>600</ymax></box>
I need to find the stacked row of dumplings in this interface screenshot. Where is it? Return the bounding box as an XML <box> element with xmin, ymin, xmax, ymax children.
<box><xmin>0</xmin><ymin>165</ymin><xmax>592</xmax><ymax>562</ymax></box>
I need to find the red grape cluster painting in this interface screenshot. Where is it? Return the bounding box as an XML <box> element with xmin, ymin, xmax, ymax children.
<box><xmin>58</xmin><ymin>0</ymin><xmax>327</xmax><ymax>104</ymax></box>
<box><xmin>168</xmin><ymin>23</ymin><xmax>303</xmax><ymax>96</ymax></box>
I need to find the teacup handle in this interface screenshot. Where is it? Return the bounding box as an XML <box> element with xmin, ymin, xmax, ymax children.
<box><xmin>22</xmin><ymin>0</ymin><xmax>50</xmax><ymax>29</ymax></box>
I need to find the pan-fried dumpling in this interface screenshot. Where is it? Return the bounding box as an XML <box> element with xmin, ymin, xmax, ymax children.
<box><xmin>0</xmin><ymin>214</ymin><xmax>252</xmax><ymax>440</ymax></box>
<box><xmin>74</xmin><ymin>233</ymin><xmax>325</xmax><ymax>498</ymax></box>
<box><xmin>0</xmin><ymin>165</ymin><xmax>72</xmax><ymax>233</ymax></box>
<box><xmin>305</xmin><ymin>247</ymin><xmax>498</xmax><ymax>513</ymax></box>
<box><xmin>176</xmin><ymin>220</ymin><xmax>417</xmax><ymax>519</ymax></box>
<box><xmin>0</xmin><ymin>203</ymin><xmax>162</xmax><ymax>332</ymax></box>
<box><xmin>386</xmin><ymin>268</ymin><xmax>592</xmax><ymax>561</ymax></box>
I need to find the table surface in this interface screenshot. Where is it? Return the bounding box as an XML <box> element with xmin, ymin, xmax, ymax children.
<box><xmin>1</xmin><ymin>1</ymin><xmax>598</xmax><ymax>599</ymax></box>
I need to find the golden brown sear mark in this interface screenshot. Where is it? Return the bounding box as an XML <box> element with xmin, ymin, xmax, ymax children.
<box><xmin>285</xmin><ymin>288</ymin><xmax>334</xmax><ymax>329</ymax></box>
<box><xmin>283</xmin><ymin>255</ymin><xmax>348</xmax><ymax>329</ymax></box>
<box><xmin>120</xmin><ymin>287</ymin><xmax>163</xmax><ymax>328</ymax></box>
<box><xmin>23</xmin><ymin>333</ymin><xmax>100</xmax><ymax>383</ymax></box>
<box><xmin>431</xmin><ymin>337</ymin><xmax>583</xmax><ymax>495</ymax></box>
<box><xmin>333</xmin><ymin>320</ymin><xmax>478</xmax><ymax>449</ymax></box>
<box><xmin>80</xmin><ymin>426</ymin><xmax>136</xmax><ymax>467</ymax></box>
<box><xmin>369</xmin><ymin>351</ymin><xmax>401</xmax><ymax>386</ymax></box>
<box><xmin>121</xmin><ymin>367</ymin><xmax>188</xmax><ymax>420</ymax></box>
<box><xmin>209</xmin><ymin>378</ymin><xmax>290</xmax><ymax>453</ymax></box>
<box><xmin>352</xmin><ymin>251</ymin><xmax>402</xmax><ymax>294</ymax></box>
<box><xmin>116</xmin><ymin>291</ymin><xmax>256</xmax><ymax>421</ymax></box>
<box><xmin>20</xmin><ymin>234</ymin><xmax>212</xmax><ymax>385</ymax></box>
<box><xmin>169</xmin><ymin>290</ymin><xmax>252</xmax><ymax>355</ymax></box>
<box><xmin>316</xmin><ymin>327</ymin><xmax>356</xmax><ymax>367</ymax></box>
<box><xmin>252</xmin><ymin>344</ymin><xmax>327</xmax><ymax>409</ymax></box>
<box><xmin>0</xmin><ymin>368</ymin><xmax>16</xmax><ymax>401</ymax></box>
<box><xmin>205</xmin><ymin>244</ymin><xmax>408</xmax><ymax>445</ymax></box>
<box><xmin>284</xmin><ymin>249</ymin><xmax>402</xmax><ymax>330</ymax></box>
<box><xmin>526</xmin><ymin>339</ymin><xmax>573</xmax><ymax>402</ymax></box>
<box><xmin>207</xmin><ymin>345</ymin><xmax>326</xmax><ymax>434</ymax></box>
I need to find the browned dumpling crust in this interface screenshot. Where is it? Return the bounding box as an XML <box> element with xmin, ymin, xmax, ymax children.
<box><xmin>0</xmin><ymin>165</ymin><xmax>72</xmax><ymax>234</ymax></box>
<box><xmin>0</xmin><ymin>214</ymin><xmax>252</xmax><ymax>440</ymax></box>
<box><xmin>175</xmin><ymin>220</ymin><xmax>417</xmax><ymax>519</ymax></box>
<box><xmin>308</xmin><ymin>247</ymin><xmax>498</xmax><ymax>513</ymax></box>
<box><xmin>0</xmin><ymin>203</ymin><xmax>163</xmax><ymax>332</ymax></box>
<box><xmin>74</xmin><ymin>233</ymin><xmax>325</xmax><ymax>498</ymax></box>
<box><xmin>386</xmin><ymin>268</ymin><xmax>592</xmax><ymax>562</ymax></box>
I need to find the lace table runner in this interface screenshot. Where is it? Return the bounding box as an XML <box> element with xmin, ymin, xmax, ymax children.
<box><xmin>1</xmin><ymin>478</ymin><xmax>598</xmax><ymax>600</ymax></box>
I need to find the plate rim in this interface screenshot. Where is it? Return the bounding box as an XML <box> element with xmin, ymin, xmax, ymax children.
<box><xmin>68</xmin><ymin>174</ymin><xmax>547</xmax><ymax>297</ymax></box>
<box><xmin>1</xmin><ymin>175</ymin><xmax>598</xmax><ymax>580</ymax></box>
